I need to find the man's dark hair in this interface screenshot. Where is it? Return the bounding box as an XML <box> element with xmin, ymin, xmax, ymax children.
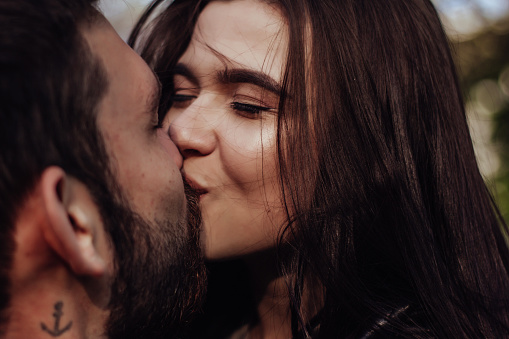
<box><xmin>0</xmin><ymin>0</ymin><xmax>109</xmax><ymax>328</ymax></box>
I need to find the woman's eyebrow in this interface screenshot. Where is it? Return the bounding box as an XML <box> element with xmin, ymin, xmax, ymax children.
<box><xmin>217</xmin><ymin>68</ymin><xmax>282</xmax><ymax>95</ymax></box>
<box><xmin>171</xmin><ymin>63</ymin><xmax>200</xmax><ymax>87</ymax></box>
<box><xmin>172</xmin><ymin>63</ymin><xmax>283</xmax><ymax>96</ymax></box>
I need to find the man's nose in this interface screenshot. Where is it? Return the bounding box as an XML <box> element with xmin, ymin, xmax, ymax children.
<box><xmin>157</xmin><ymin>128</ymin><xmax>183</xmax><ymax>169</ymax></box>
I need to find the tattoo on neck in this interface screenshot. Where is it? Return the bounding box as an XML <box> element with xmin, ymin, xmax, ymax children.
<box><xmin>40</xmin><ymin>301</ymin><xmax>73</xmax><ymax>337</ymax></box>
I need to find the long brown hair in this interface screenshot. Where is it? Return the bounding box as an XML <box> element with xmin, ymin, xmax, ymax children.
<box><xmin>131</xmin><ymin>0</ymin><xmax>509</xmax><ymax>337</ymax></box>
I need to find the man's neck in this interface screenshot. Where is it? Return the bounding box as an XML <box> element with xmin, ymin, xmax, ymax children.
<box><xmin>5</xmin><ymin>211</ymin><xmax>111</xmax><ymax>339</ymax></box>
<box><xmin>4</xmin><ymin>266</ymin><xmax>109</xmax><ymax>339</ymax></box>
<box><xmin>3</xmin><ymin>196</ymin><xmax>111</xmax><ymax>339</ymax></box>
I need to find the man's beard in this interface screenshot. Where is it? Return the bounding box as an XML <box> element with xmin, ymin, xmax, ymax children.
<box><xmin>100</xmin><ymin>181</ymin><xmax>207</xmax><ymax>339</ymax></box>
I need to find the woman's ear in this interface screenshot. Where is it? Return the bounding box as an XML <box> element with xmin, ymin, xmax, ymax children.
<box><xmin>40</xmin><ymin>166</ymin><xmax>106</xmax><ymax>277</ymax></box>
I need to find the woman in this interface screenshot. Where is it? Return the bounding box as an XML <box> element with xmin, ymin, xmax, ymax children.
<box><xmin>130</xmin><ymin>0</ymin><xmax>509</xmax><ymax>337</ymax></box>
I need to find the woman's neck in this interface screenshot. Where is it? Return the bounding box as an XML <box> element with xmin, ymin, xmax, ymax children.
<box><xmin>243</xmin><ymin>250</ymin><xmax>292</xmax><ymax>339</ymax></box>
<box><xmin>242</xmin><ymin>249</ymin><xmax>323</xmax><ymax>339</ymax></box>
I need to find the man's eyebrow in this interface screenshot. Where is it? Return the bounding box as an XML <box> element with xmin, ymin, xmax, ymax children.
<box><xmin>147</xmin><ymin>71</ymin><xmax>162</xmax><ymax>115</ymax></box>
<box><xmin>172</xmin><ymin>63</ymin><xmax>200</xmax><ymax>87</ymax></box>
<box><xmin>217</xmin><ymin>68</ymin><xmax>282</xmax><ymax>95</ymax></box>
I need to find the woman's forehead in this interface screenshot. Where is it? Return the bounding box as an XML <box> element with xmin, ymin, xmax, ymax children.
<box><xmin>188</xmin><ymin>0</ymin><xmax>288</xmax><ymax>79</ymax></box>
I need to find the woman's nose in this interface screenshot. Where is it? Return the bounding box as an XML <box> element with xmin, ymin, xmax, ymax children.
<box><xmin>167</xmin><ymin>103</ymin><xmax>217</xmax><ymax>159</ymax></box>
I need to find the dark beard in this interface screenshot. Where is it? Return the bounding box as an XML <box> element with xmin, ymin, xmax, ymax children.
<box><xmin>103</xmin><ymin>181</ymin><xmax>207</xmax><ymax>339</ymax></box>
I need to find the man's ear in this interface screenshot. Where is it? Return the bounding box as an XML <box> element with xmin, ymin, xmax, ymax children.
<box><xmin>40</xmin><ymin>166</ymin><xmax>106</xmax><ymax>277</ymax></box>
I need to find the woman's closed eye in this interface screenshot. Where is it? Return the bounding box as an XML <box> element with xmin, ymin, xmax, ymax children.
<box><xmin>231</xmin><ymin>102</ymin><xmax>276</xmax><ymax>119</ymax></box>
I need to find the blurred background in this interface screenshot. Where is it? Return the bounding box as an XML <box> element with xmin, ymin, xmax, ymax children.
<box><xmin>99</xmin><ymin>0</ymin><xmax>509</xmax><ymax>222</ymax></box>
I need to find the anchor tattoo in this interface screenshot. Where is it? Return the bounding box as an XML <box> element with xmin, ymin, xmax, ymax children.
<box><xmin>41</xmin><ymin>301</ymin><xmax>72</xmax><ymax>337</ymax></box>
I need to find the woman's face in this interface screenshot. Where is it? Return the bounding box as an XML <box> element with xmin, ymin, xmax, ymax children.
<box><xmin>165</xmin><ymin>0</ymin><xmax>288</xmax><ymax>259</ymax></box>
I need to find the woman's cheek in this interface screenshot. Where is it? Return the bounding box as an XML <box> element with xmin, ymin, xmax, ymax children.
<box><xmin>221</xmin><ymin>118</ymin><xmax>278</xmax><ymax>185</ymax></box>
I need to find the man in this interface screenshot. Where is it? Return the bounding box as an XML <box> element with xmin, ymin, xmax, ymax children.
<box><xmin>0</xmin><ymin>0</ymin><xmax>206</xmax><ymax>338</ymax></box>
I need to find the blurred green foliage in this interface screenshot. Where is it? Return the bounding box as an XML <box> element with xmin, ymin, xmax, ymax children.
<box><xmin>453</xmin><ymin>24</ymin><xmax>509</xmax><ymax>222</ymax></box>
<box><xmin>493</xmin><ymin>104</ymin><xmax>509</xmax><ymax>222</ymax></box>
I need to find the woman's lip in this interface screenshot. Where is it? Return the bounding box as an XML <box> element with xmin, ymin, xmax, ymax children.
<box><xmin>185</xmin><ymin>176</ymin><xmax>209</xmax><ymax>196</ymax></box>
<box><xmin>196</xmin><ymin>189</ymin><xmax>208</xmax><ymax>196</ymax></box>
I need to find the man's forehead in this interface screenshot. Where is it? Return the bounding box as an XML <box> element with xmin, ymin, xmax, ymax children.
<box><xmin>81</xmin><ymin>19</ymin><xmax>159</xmax><ymax>121</ymax></box>
<box><xmin>82</xmin><ymin>22</ymin><xmax>131</xmax><ymax>77</ymax></box>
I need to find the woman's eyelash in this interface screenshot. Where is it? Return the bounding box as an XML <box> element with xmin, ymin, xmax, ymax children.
<box><xmin>231</xmin><ymin>102</ymin><xmax>273</xmax><ymax>115</ymax></box>
<box><xmin>168</xmin><ymin>93</ymin><xmax>274</xmax><ymax>117</ymax></box>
